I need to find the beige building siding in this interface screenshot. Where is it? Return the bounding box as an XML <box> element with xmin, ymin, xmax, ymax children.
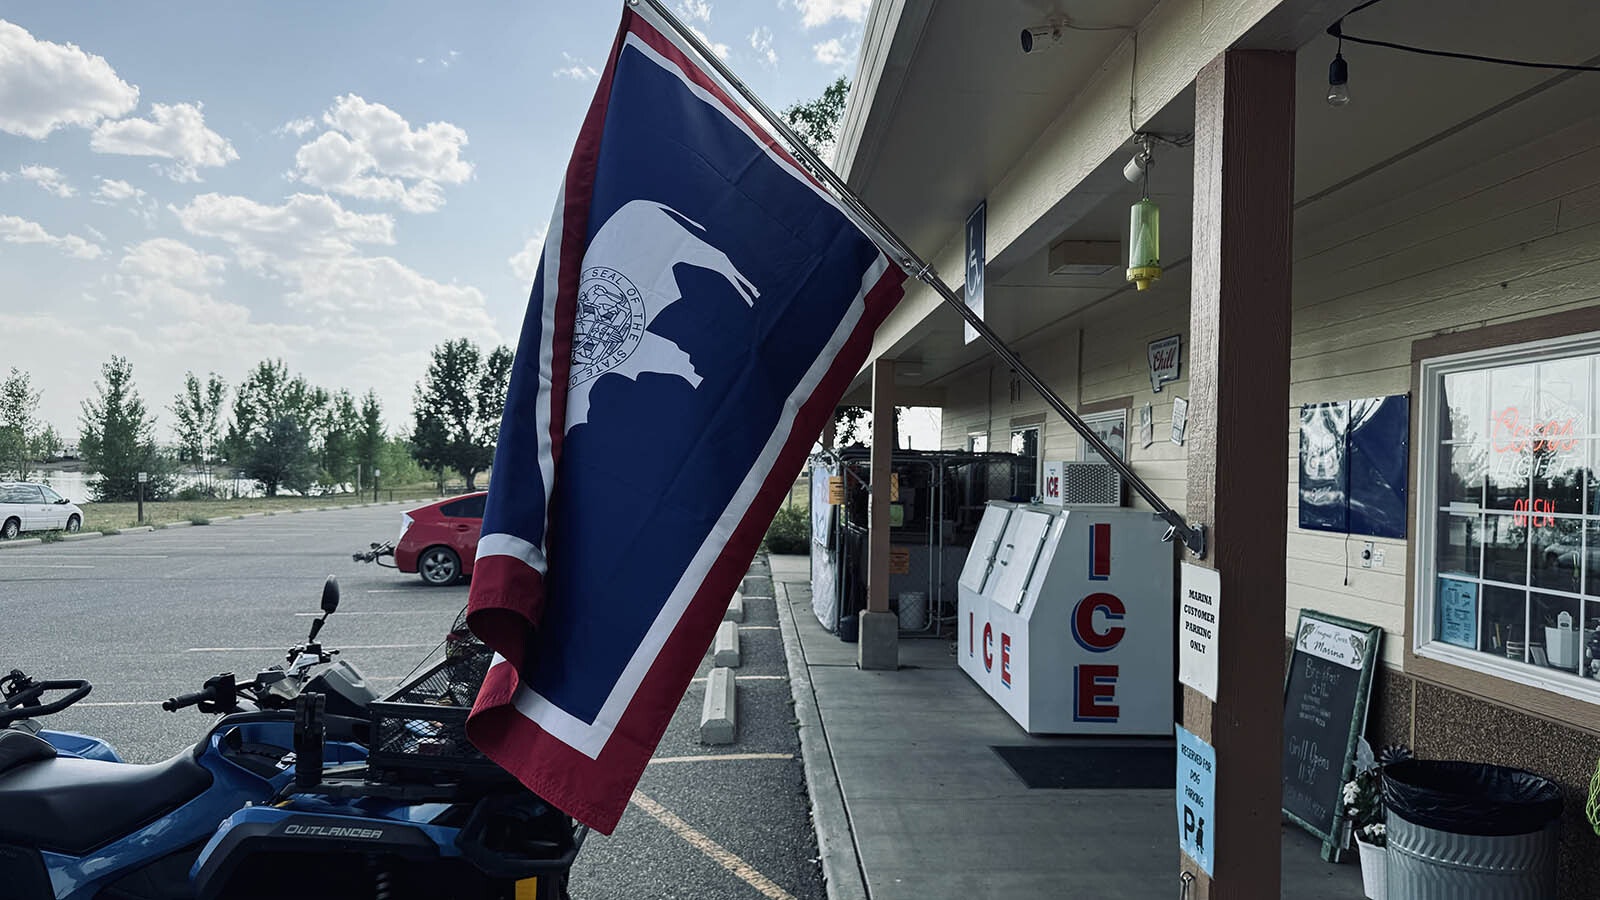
<box><xmin>937</xmin><ymin>284</ymin><xmax>1191</xmax><ymax>515</ymax></box>
<box><xmin>1287</xmin><ymin>113</ymin><xmax>1600</xmax><ymax>670</ymax></box>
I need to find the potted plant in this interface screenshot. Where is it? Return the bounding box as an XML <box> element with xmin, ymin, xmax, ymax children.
<box><xmin>1343</xmin><ymin>765</ymin><xmax>1387</xmax><ymax>900</ymax></box>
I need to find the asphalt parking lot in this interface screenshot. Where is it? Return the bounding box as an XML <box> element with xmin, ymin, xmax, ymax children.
<box><xmin>1</xmin><ymin>504</ymin><xmax>822</xmax><ymax>900</ymax></box>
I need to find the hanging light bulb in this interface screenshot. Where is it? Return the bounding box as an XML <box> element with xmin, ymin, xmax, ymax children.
<box><xmin>1127</xmin><ymin>197</ymin><xmax>1161</xmax><ymax>291</ymax></box>
<box><xmin>1326</xmin><ymin>35</ymin><xmax>1350</xmax><ymax>107</ymax></box>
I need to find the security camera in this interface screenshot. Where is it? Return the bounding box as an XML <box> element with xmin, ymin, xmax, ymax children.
<box><xmin>1021</xmin><ymin>24</ymin><xmax>1063</xmax><ymax>54</ymax></box>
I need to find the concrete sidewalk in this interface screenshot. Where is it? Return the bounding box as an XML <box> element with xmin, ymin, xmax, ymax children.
<box><xmin>770</xmin><ymin>554</ymin><xmax>1366</xmax><ymax>900</ymax></box>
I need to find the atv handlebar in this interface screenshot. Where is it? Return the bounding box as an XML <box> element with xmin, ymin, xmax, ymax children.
<box><xmin>0</xmin><ymin>673</ymin><xmax>92</xmax><ymax>725</ymax></box>
<box><xmin>162</xmin><ymin>687</ymin><xmax>217</xmax><ymax>712</ymax></box>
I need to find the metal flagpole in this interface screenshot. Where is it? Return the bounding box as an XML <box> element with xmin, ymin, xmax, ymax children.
<box><xmin>629</xmin><ymin>0</ymin><xmax>1206</xmax><ymax>560</ymax></box>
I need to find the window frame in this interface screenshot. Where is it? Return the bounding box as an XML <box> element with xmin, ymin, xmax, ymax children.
<box><xmin>1407</xmin><ymin>306</ymin><xmax>1600</xmax><ymax>727</ymax></box>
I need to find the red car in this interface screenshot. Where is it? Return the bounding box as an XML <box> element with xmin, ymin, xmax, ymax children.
<box><xmin>394</xmin><ymin>492</ymin><xmax>485</xmax><ymax>586</ymax></box>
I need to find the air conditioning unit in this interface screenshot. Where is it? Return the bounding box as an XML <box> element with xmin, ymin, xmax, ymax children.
<box><xmin>1061</xmin><ymin>462</ymin><xmax>1122</xmax><ymax>506</ymax></box>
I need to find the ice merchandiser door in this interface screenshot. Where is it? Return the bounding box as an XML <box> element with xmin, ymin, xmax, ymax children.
<box><xmin>957</xmin><ymin>503</ymin><xmax>1012</xmax><ymax>686</ymax></box>
<box><xmin>988</xmin><ymin>508</ymin><xmax>1053</xmax><ymax>613</ymax></box>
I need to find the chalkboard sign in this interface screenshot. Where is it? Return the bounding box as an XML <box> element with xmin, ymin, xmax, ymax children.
<box><xmin>1282</xmin><ymin>610</ymin><xmax>1381</xmax><ymax>863</ymax></box>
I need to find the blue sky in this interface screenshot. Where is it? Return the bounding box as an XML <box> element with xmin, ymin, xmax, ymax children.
<box><xmin>0</xmin><ymin>0</ymin><xmax>868</xmax><ymax>439</ymax></box>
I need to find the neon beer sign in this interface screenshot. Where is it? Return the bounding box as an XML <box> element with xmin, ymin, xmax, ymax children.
<box><xmin>1487</xmin><ymin>408</ymin><xmax>1582</xmax><ymax>525</ymax></box>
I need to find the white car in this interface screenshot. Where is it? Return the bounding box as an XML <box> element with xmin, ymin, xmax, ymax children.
<box><xmin>0</xmin><ymin>482</ymin><xmax>83</xmax><ymax>539</ymax></box>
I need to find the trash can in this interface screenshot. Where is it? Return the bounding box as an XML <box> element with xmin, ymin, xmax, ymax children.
<box><xmin>1382</xmin><ymin>759</ymin><xmax>1564</xmax><ymax>899</ymax></box>
<box><xmin>897</xmin><ymin>591</ymin><xmax>928</xmax><ymax>632</ymax></box>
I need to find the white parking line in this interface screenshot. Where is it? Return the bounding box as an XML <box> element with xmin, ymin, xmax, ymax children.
<box><xmin>630</xmin><ymin>790</ymin><xmax>796</xmax><ymax>900</ymax></box>
<box><xmin>0</xmin><ymin>563</ymin><xmax>94</xmax><ymax>569</ymax></box>
<box><xmin>366</xmin><ymin>590</ymin><xmax>408</xmax><ymax>594</ymax></box>
<box><xmin>78</xmin><ymin>701</ymin><xmax>159</xmax><ymax>707</ymax></box>
<box><xmin>185</xmin><ymin>644</ymin><xmax>434</xmax><ymax>652</ymax></box>
<box><xmin>294</xmin><ymin>610</ymin><xmax>440</xmax><ymax>616</ymax></box>
<box><xmin>648</xmin><ymin>752</ymin><xmax>793</xmax><ymax>765</ymax></box>
<box><xmin>1</xmin><ymin>553</ymin><xmax>166</xmax><ymax>559</ymax></box>
<box><xmin>689</xmin><ymin>675</ymin><xmax>786</xmax><ymax>683</ymax></box>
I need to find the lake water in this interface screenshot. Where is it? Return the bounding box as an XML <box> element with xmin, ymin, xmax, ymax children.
<box><xmin>33</xmin><ymin>469</ymin><xmax>268</xmax><ymax>504</ymax></box>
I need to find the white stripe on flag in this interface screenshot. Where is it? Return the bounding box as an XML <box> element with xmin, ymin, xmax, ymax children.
<box><xmin>476</xmin><ymin>532</ymin><xmax>548</xmax><ymax>573</ymax></box>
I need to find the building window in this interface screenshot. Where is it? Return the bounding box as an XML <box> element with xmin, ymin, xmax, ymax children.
<box><xmin>1416</xmin><ymin>334</ymin><xmax>1600</xmax><ymax>699</ymax></box>
<box><xmin>1010</xmin><ymin>425</ymin><xmax>1039</xmax><ymax>500</ymax></box>
<box><xmin>968</xmin><ymin>432</ymin><xmax>988</xmax><ymax>453</ymax></box>
<box><xmin>1079</xmin><ymin>409</ymin><xmax>1128</xmax><ymax>464</ymax></box>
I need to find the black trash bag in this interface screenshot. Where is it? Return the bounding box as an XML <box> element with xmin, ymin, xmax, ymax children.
<box><xmin>1382</xmin><ymin>759</ymin><xmax>1564</xmax><ymax>837</ymax></box>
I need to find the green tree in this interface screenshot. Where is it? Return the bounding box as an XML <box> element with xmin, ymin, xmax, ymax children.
<box><xmin>410</xmin><ymin>339</ymin><xmax>513</xmax><ymax>490</ymax></box>
<box><xmin>34</xmin><ymin>424</ymin><xmax>62</xmax><ymax>462</ymax></box>
<box><xmin>171</xmin><ymin>371</ymin><xmax>228</xmax><ymax>494</ymax></box>
<box><xmin>0</xmin><ymin>368</ymin><xmax>44</xmax><ymax>480</ymax></box>
<box><xmin>317</xmin><ymin>389</ymin><xmax>362</xmax><ymax>493</ymax></box>
<box><xmin>228</xmin><ymin>359</ymin><xmax>326</xmax><ymax>496</ymax></box>
<box><xmin>356</xmin><ymin>391</ymin><xmax>384</xmax><ymax>482</ymax></box>
<box><xmin>79</xmin><ymin>356</ymin><xmax>172</xmax><ymax>501</ymax></box>
<box><xmin>782</xmin><ymin>75</ymin><xmax>849</xmax><ymax>164</ymax></box>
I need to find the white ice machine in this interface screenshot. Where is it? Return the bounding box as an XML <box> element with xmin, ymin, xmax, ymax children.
<box><xmin>957</xmin><ymin>501</ymin><xmax>1175</xmax><ymax>735</ymax></box>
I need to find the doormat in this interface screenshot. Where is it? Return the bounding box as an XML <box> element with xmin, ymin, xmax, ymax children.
<box><xmin>992</xmin><ymin>743</ymin><xmax>1175</xmax><ymax>790</ymax></box>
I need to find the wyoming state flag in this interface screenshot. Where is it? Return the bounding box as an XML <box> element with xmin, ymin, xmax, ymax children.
<box><xmin>466</xmin><ymin>4</ymin><xmax>905</xmax><ymax>832</ymax></box>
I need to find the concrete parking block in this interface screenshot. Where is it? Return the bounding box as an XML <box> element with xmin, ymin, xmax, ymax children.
<box><xmin>111</xmin><ymin>526</ymin><xmax>154</xmax><ymax>534</ymax></box>
<box><xmin>699</xmin><ymin>666</ymin><xmax>737</xmax><ymax>744</ymax></box>
<box><xmin>62</xmin><ymin>531</ymin><xmax>106</xmax><ymax>541</ymax></box>
<box><xmin>160</xmin><ymin>521</ymin><xmax>193</xmax><ymax>529</ymax></box>
<box><xmin>723</xmin><ymin>590</ymin><xmax>745</xmax><ymax>622</ymax></box>
<box><xmin>713</xmin><ymin>620</ymin><xmax>740</xmax><ymax>667</ymax></box>
<box><xmin>0</xmin><ymin>538</ymin><xmax>43</xmax><ymax>549</ymax></box>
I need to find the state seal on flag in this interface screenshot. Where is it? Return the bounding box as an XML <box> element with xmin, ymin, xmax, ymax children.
<box><xmin>572</xmin><ymin>265</ymin><xmax>646</xmax><ymax>386</ymax></box>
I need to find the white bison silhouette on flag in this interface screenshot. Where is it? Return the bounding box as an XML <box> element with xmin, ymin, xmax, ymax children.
<box><xmin>567</xmin><ymin>199</ymin><xmax>760</xmax><ymax>429</ymax></box>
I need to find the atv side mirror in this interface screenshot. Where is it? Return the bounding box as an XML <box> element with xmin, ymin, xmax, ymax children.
<box><xmin>308</xmin><ymin>576</ymin><xmax>339</xmax><ymax>643</ymax></box>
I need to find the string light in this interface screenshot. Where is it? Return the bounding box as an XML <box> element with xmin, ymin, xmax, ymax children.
<box><xmin>1325</xmin><ymin>0</ymin><xmax>1600</xmax><ymax>109</ymax></box>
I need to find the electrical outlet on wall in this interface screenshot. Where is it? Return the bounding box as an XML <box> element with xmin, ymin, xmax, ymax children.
<box><xmin>1360</xmin><ymin>541</ymin><xmax>1375</xmax><ymax>569</ymax></box>
<box><xmin>1372</xmin><ymin>547</ymin><xmax>1386</xmax><ymax>568</ymax></box>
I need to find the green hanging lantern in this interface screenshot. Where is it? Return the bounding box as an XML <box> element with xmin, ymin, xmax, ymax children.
<box><xmin>1127</xmin><ymin>197</ymin><xmax>1161</xmax><ymax>291</ymax></box>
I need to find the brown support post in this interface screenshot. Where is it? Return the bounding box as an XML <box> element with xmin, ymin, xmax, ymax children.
<box><xmin>1182</xmin><ymin>50</ymin><xmax>1294</xmax><ymax>899</ymax></box>
<box><xmin>859</xmin><ymin>358</ymin><xmax>898</xmax><ymax>669</ymax></box>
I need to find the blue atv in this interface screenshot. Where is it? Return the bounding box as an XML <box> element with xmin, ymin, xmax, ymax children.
<box><xmin>0</xmin><ymin>577</ymin><xmax>580</xmax><ymax>899</ymax></box>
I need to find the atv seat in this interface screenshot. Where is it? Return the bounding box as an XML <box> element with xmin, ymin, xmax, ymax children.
<box><xmin>0</xmin><ymin>748</ymin><xmax>214</xmax><ymax>855</ymax></box>
<box><xmin>0</xmin><ymin>728</ymin><xmax>55</xmax><ymax>777</ymax></box>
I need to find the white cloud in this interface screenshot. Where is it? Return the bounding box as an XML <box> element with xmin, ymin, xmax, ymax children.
<box><xmin>90</xmin><ymin>102</ymin><xmax>239</xmax><ymax>182</ymax></box>
<box><xmin>94</xmin><ymin>177</ymin><xmax>144</xmax><ymax>203</ymax></box>
<box><xmin>509</xmin><ymin>228</ymin><xmax>548</xmax><ymax>282</ymax></box>
<box><xmin>0</xmin><ymin>20</ymin><xmax>139</xmax><ymax>139</ymax></box>
<box><xmin>688</xmin><ymin>25</ymin><xmax>730</xmax><ymax>60</ymax></box>
<box><xmin>0</xmin><ymin>214</ymin><xmax>103</xmax><ymax>259</ymax></box>
<box><xmin>114</xmin><ymin>238</ymin><xmax>237</xmax><ymax>322</ymax></box>
<box><xmin>171</xmin><ymin>190</ymin><xmax>492</xmax><ymax>339</ymax></box>
<box><xmin>173</xmin><ymin>192</ymin><xmax>395</xmax><ymax>269</ymax></box>
<box><xmin>554</xmin><ymin>52</ymin><xmax>600</xmax><ymax>81</ymax></box>
<box><xmin>813</xmin><ymin>37</ymin><xmax>851</xmax><ymax>67</ymax></box>
<box><xmin>750</xmin><ymin>27</ymin><xmax>778</xmax><ymax>66</ymax></box>
<box><xmin>793</xmin><ymin>0</ymin><xmax>870</xmax><ymax>28</ymax></box>
<box><xmin>290</xmin><ymin>94</ymin><xmax>471</xmax><ymax>213</ymax></box>
<box><xmin>676</xmin><ymin>0</ymin><xmax>712</xmax><ymax>23</ymax></box>
<box><xmin>284</xmin><ymin>255</ymin><xmax>497</xmax><ymax>339</ymax></box>
<box><xmin>92</xmin><ymin>177</ymin><xmax>158</xmax><ymax>223</ymax></box>
<box><xmin>19</xmin><ymin>164</ymin><xmax>76</xmax><ymax>198</ymax></box>
<box><xmin>276</xmin><ymin>117</ymin><xmax>316</xmax><ymax>137</ymax></box>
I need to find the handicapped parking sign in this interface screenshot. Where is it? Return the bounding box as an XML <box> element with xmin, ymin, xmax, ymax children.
<box><xmin>1175</xmin><ymin>724</ymin><xmax>1215</xmax><ymax>876</ymax></box>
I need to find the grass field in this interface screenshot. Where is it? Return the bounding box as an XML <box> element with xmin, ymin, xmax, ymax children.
<box><xmin>76</xmin><ymin>486</ymin><xmax>439</xmax><ymax>532</ymax></box>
